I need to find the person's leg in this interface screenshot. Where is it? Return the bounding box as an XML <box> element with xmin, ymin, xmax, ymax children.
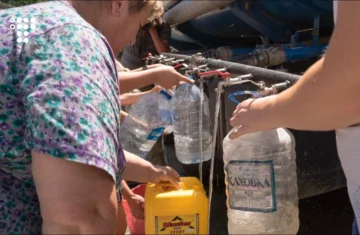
<box><xmin>352</xmin><ymin>218</ymin><xmax>359</xmax><ymax>235</ymax></box>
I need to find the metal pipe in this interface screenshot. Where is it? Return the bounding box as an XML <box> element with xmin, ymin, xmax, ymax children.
<box><xmin>207</xmin><ymin>74</ymin><xmax>253</xmax><ymax>234</ymax></box>
<box><xmin>163</xmin><ymin>0</ymin><xmax>179</xmax><ymax>10</ymax></box>
<box><xmin>313</xmin><ymin>15</ymin><xmax>320</xmax><ymax>46</ymax></box>
<box><xmin>193</xmin><ymin>44</ymin><xmax>325</xmax><ymax>67</ymax></box>
<box><xmin>199</xmin><ymin>76</ymin><xmax>205</xmax><ymax>184</ymax></box>
<box><xmin>284</xmin><ymin>45</ymin><xmax>325</xmax><ymax>61</ymax></box>
<box><xmin>201</xmin><ymin>46</ymin><xmax>254</xmax><ymax>61</ymax></box>
<box><xmin>162</xmin><ymin>52</ymin><xmax>300</xmax><ymax>84</ymax></box>
<box><xmin>231</xmin><ymin>48</ymin><xmax>255</xmax><ymax>57</ymax></box>
<box><xmin>235</xmin><ymin>45</ymin><xmax>326</xmax><ymax>68</ymax></box>
<box><xmin>163</xmin><ymin>0</ymin><xmax>235</xmax><ymax>26</ymax></box>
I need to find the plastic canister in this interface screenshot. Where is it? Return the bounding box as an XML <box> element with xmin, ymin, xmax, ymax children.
<box><xmin>145</xmin><ymin>177</ymin><xmax>208</xmax><ymax>235</ymax></box>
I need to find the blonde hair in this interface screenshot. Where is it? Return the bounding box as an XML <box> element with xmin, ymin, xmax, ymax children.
<box><xmin>130</xmin><ymin>0</ymin><xmax>163</xmax><ymax>23</ymax></box>
<box><xmin>96</xmin><ymin>1</ymin><xmax>163</xmax><ymax>23</ymax></box>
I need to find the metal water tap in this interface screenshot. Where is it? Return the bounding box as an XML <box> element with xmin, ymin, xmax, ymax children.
<box><xmin>142</xmin><ymin>54</ymin><xmax>172</xmax><ymax>65</ymax></box>
<box><xmin>162</xmin><ymin>57</ymin><xmax>175</xmax><ymax>64</ymax></box>
<box><xmin>141</xmin><ymin>53</ymin><xmax>155</xmax><ymax>66</ymax></box>
<box><xmin>188</xmin><ymin>52</ymin><xmax>206</xmax><ymax>68</ymax></box>
<box><xmin>198</xmin><ymin>68</ymin><xmax>231</xmax><ymax>80</ymax></box>
<box><xmin>167</xmin><ymin>59</ymin><xmax>185</xmax><ymax>66</ymax></box>
<box><xmin>173</xmin><ymin>63</ymin><xmax>189</xmax><ymax>70</ymax></box>
<box><xmin>168</xmin><ymin>59</ymin><xmax>188</xmax><ymax>70</ymax></box>
<box><xmin>214</xmin><ymin>74</ymin><xmax>255</xmax><ymax>93</ymax></box>
<box><xmin>257</xmin><ymin>81</ymin><xmax>290</xmax><ymax>96</ymax></box>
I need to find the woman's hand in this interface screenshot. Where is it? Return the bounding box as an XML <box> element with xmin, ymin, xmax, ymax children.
<box><xmin>229</xmin><ymin>96</ymin><xmax>278</xmax><ymax>139</ymax></box>
<box><xmin>150</xmin><ymin>85</ymin><xmax>162</xmax><ymax>93</ymax></box>
<box><xmin>130</xmin><ymin>63</ymin><xmax>165</xmax><ymax>72</ymax></box>
<box><xmin>119</xmin><ymin>65</ymin><xmax>191</xmax><ymax>93</ymax></box>
<box><xmin>151</xmin><ymin>165</ymin><xmax>180</xmax><ymax>188</ymax></box>
<box><xmin>153</xmin><ymin>65</ymin><xmax>193</xmax><ymax>89</ymax></box>
<box><xmin>127</xmin><ymin>194</ymin><xmax>145</xmax><ymax>220</ymax></box>
<box><xmin>123</xmin><ymin>151</ymin><xmax>181</xmax><ymax>188</ymax></box>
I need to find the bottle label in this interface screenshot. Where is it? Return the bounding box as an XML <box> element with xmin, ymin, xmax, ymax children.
<box><xmin>139</xmin><ymin>127</ymin><xmax>165</xmax><ymax>152</ymax></box>
<box><xmin>155</xmin><ymin>214</ymin><xmax>199</xmax><ymax>235</ymax></box>
<box><xmin>226</xmin><ymin>160</ymin><xmax>277</xmax><ymax>213</ymax></box>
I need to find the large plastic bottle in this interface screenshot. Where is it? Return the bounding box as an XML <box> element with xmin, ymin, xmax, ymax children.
<box><xmin>172</xmin><ymin>82</ymin><xmax>212</xmax><ymax>164</ymax></box>
<box><xmin>120</xmin><ymin>90</ymin><xmax>172</xmax><ymax>159</ymax></box>
<box><xmin>222</xmin><ymin>128</ymin><xmax>299</xmax><ymax>234</ymax></box>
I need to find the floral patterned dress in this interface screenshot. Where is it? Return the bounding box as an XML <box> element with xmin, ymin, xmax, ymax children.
<box><xmin>0</xmin><ymin>1</ymin><xmax>125</xmax><ymax>234</ymax></box>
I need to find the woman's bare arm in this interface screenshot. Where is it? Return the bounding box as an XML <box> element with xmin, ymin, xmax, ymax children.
<box><xmin>130</xmin><ymin>64</ymin><xmax>165</xmax><ymax>72</ymax></box>
<box><xmin>229</xmin><ymin>1</ymin><xmax>360</xmax><ymax>138</ymax></box>
<box><xmin>270</xmin><ymin>2</ymin><xmax>360</xmax><ymax>130</ymax></box>
<box><xmin>120</xmin><ymin>86</ymin><xmax>162</xmax><ymax>106</ymax></box>
<box><xmin>122</xmin><ymin>150</ymin><xmax>180</xmax><ymax>187</ymax></box>
<box><xmin>118</xmin><ymin>66</ymin><xmax>192</xmax><ymax>94</ymax></box>
<box><xmin>32</xmin><ymin>152</ymin><xmax>118</xmax><ymax>234</ymax></box>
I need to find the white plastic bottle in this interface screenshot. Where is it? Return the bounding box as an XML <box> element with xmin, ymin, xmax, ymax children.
<box><xmin>172</xmin><ymin>82</ymin><xmax>212</xmax><ymax>164</ymax></box>
<box><xmin>120</xmin><ymin>90</ymin><xmax>172</xmax><ymax>159</ymax></box>
<box><xmin>222</xmin><ymin>128</ymin><xmax>299</xmax><ymax>234</ymax></box>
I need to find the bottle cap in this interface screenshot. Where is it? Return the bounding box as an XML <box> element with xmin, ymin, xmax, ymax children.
<box><xmin>160</xmin><ymin>90</ymin><xmax>172</xmax><ymax>100</ymax></box>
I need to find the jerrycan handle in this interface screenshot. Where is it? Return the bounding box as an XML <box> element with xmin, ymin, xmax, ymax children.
<box><xmin>156</xmin><ymin>181</ymin><xmax>184</xmax><ymax>192</ymax></box>
<box><xmin>228</xmin><ymin>91</ymin><xmax>261</xmax><ymax>105</ymax></box>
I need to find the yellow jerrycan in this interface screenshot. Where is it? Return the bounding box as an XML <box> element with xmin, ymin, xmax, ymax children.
<box><xmin>145</xmin><ymin>177</ymin><xmax>208</xmax><ymax>235</ymax></box>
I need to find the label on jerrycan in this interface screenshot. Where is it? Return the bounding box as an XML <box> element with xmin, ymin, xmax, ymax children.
<box><xmin>155</xmin><ymin>214</ymin><xmax>199</xmax><ymax>234</ymax></box>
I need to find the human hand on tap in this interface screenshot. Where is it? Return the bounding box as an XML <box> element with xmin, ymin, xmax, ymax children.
<box><xmin>229</xmin><ymin>95</ymin><xmax>278</xmax><ymax>139</ymax></box>
<box><xmin>152</xmin><ymin>65</ymin><xmax>193</xmax><ymax>89</ymax></box>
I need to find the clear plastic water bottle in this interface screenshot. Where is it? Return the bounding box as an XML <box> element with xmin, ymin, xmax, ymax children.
<box><xmin>120</xmin><ymin>90</ymin><xmax>172</xmax><ymax>159</ymax></box>
<box><xmin>172</xmin><ymin>82</ymin><xmax>212</xmax><ymax>164</ymax></box>
<box><xmin>222</xmin><ymin>128</ymin><xmax>299</xmax><ymax>234</ymax></box>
